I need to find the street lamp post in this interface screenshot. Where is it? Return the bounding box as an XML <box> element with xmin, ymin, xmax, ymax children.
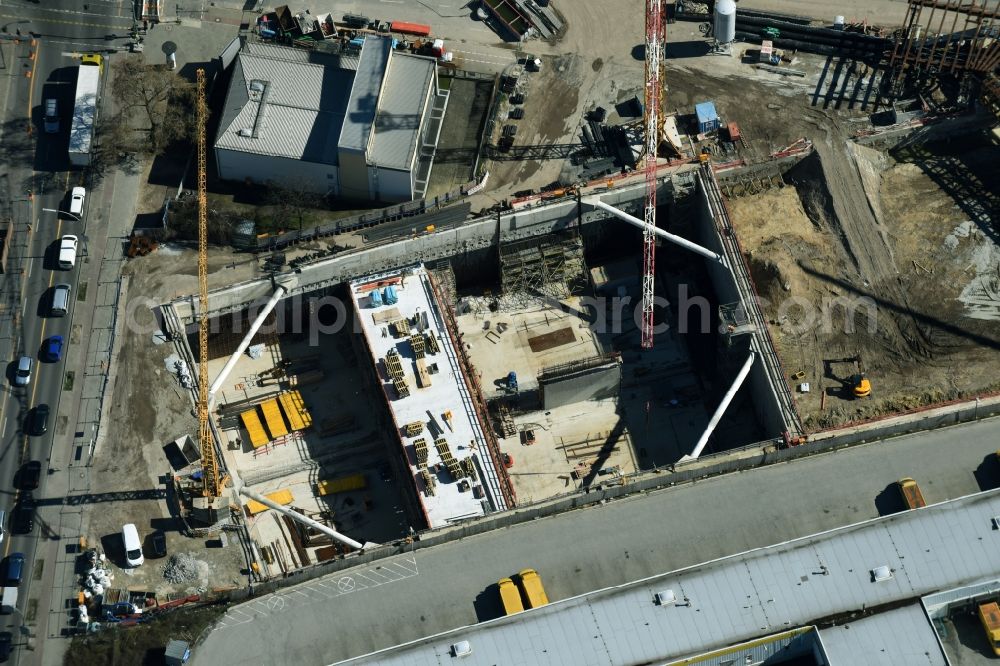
<box><xmin>41</xmin><ymin>208</ymin><xmax>80</xmax><ymax>221</ymax></box>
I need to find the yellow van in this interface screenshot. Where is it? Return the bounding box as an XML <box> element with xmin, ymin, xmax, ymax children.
<box><xmin>897</xmin><ymin>477</ymin><xmax>926</xmax><ymax>510</ymax></box>
<box><xmin>497</xmin><ymin>577</ymin><xmax>524</xmax><ymax>615</ymax></box>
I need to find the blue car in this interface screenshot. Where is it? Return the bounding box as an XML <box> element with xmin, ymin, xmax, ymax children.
<box><xmin>43</xmin><ymin>335</ymin><xmax>64</xmax><ymax>362</ymax></box>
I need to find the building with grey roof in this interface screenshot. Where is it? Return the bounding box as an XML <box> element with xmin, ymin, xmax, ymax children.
<box><xmin>215</xmin><ymin>38</ymin><xmax>447</xmax><ymax>203</ymax></box>
<box><xmin>339</xmin><ymin>489</ymin><xmax>1000</xmax><ymax>665</ymax></box>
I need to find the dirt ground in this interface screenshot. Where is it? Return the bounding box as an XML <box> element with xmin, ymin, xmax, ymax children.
<box><xmin>729</xmin><ymin>139</ymin><xmax>1000</xmax><ymax>431</ymax></box>
<box><xmin>83</xmin><ymin>246</ymin><xmax>263</xmax><ymax>596</ymax></box>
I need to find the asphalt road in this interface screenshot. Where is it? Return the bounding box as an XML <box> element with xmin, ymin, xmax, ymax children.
<box><xmin>194</xmin><ymin>416</ymin><xmax>1000</xmax><ymax>665</ymax></box>
<box><xmin>0</xmin><ymin>1</ymin><xmax>131</xmax><ymax>662</ymax></box>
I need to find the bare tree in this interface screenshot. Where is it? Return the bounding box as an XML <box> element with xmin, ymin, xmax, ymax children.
<box><xmin>265</xmin><ymin>182</ymin><xmax>324</xmax><ymax>231</ymax></box>
<box><xmin>109</xmin><ymin>57</ymin><xmax>197</xmax><ymax>154</ymax></box>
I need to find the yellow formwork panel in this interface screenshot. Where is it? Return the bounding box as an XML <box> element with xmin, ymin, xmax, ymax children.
<box><xmin>260</xmin><ymin>398</ymin><xmax>289</xmax><ymax>439</ymax></box>
<box><xmin>245</xmin><ymin>489</ymin><xmax>294</xmax><ymax>516</ymax></box>
<box><xmin>317</xmin><ymin>473</ymin><xmax>367</xmax><ymax>496</ymax></box>
<box><xmin>240</xmin><ymin>409</ymin><xmax>269</xmax><ymax>449</ymax></box>
<box><xmin>279</xmin><ymin>390</ymin><xmax>312</xmax><ymax>431</ymax></box>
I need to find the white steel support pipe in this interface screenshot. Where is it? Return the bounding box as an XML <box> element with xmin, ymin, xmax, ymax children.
<box><xmin>208</xmin><ymin>285</ymin><xmax>286</xmax><ymax>401</ymax></box>
<box><xmin>680</xmin><ymin>351</ymin><xmax>755</xmax><ymax>462</ymax></box>
<box><xmin>588</xmin><ymin>198</ymin><xmax>726</xmax><ymax>265</ymax></box>
<box><xmin>239</xmin><ymin>487</ymin><xmax>372</xmax><ymax>551</ymax></box>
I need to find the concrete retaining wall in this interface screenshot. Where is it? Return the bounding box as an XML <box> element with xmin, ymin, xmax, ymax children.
<box><xmin>168</xmin><ymin>177</ymin><xmax>687</xmax><ymax>324</ymax></box>
<box><xmin>540</xmin><ymin>360</ymin><xmax>621</xmax><ymax>409</ymax></box>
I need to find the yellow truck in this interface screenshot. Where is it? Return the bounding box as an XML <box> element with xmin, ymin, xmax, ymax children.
<box><xmin>897</xmin><ymin>477</ymin><xmax>926</xmax><ymax>510</ymax></box>
<box><xmin>979</xmin><ymin>601</ymin><xmax>1000</xmax><ymax>656</ymax></box>
<box><xmin>517</xmin><ymin>569</ymin><xmax>549</xmax><ymax>609</ymax></box>
<box><xmin>497</xmin><ymin>578</ymin><xmax>524</xmax><ymax>615</ymax></box>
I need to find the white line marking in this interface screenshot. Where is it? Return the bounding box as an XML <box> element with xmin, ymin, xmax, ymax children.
<box><xmin>212</xmin><ymin>556</ymin><xmax>420</xmax><ymax>631</ymax></box>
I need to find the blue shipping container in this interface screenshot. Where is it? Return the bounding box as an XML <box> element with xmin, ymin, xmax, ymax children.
<box><xmin>369</xmin><ymin>289</ymin><xmax>383</xmax><ymax>307</ymax></box>
<box><xmin>694</xmin><ymin>101</ymin><xmax>720</xmax><ymax>134</ymax></box>
<box><xmin>383</xmin><ymin>286</ymin><xmax>398</xmax><ymax>305</ymax></box>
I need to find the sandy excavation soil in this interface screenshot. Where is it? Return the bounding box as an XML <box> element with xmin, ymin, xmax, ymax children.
<box><xmin>729</xmin><ymin>138</ymin><xmax>1000</xmax><ymax>430</ymax></box>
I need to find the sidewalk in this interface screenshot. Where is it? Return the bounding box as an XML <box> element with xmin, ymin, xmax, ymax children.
<box><xmin>33</xmin><ymin>17</ymin><xmax>246</xmax><ymax>664</ymax></box>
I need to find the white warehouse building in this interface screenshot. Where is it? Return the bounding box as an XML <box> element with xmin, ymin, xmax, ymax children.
<box><xmin>214</xmin><ymin>38</ymin><xmax>448</xmax><ymax>203</ymax></box>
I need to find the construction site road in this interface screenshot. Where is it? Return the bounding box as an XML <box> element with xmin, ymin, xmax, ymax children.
<box><xmin>193</xmin><ymin>416</ymin><xmax>1000</xmax><ymax>665</ymax></box>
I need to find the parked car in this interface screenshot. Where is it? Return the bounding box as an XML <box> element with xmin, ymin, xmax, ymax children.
<box><xmin>42</xmin><ymin>335</ymin><xmax>64</xmax><ymax>362</ymax></box>
<box><xmin>13</xmin><ymin>356</ymin><xmax>32</xmax><ymax>387</ymax></box>
<box><xmin>19</xmin><ymin>461</ymin><xmax>41</xmax><ymax>490</ymax></box>
<box><xmin>27</xmin><ymin>405</ymin><xmax>49</xmax><ymax>436</ymax></box>
<box><xmin>69</xmin><ymin>186</ymin><xmax>86</xmax><ymax>216</ymax></box>
<box><xmin>13</xmin><ymin>495</ymin><xmax>34</xmax><ymax>534</ymax></box>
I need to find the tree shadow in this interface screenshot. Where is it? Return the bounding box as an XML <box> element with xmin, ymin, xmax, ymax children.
<box><xmin>973</xmin><ymin>452</ymin><xmax>1000</xmax><ymax>492</ymax></box>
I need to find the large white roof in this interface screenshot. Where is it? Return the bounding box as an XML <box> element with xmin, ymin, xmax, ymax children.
<box><xmin>350</xmin><ymin>266</ymin><xmax>508</xmax><ymax>528</ymax></box>
<box><xmin>340</xmin><ymin>490</ymin><xmax>1000</xmax><ymax>665</ymax></box>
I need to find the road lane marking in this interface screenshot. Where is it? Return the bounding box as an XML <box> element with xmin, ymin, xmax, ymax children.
<box><xmin>212</xmin><ymin>556</ymin><xmax>420</xmax><ymax>629</ymax></box>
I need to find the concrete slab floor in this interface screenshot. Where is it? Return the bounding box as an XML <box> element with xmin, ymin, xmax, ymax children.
<box><xmin>498</xmin><ymin>399</ymin><xmax>637</xmax><ymax>503</ymax></box>
<box><xmin>205</xmin><ymin>327</ymin><xmax>415</xmax><ymax>572</ymax></box>
<box><xmin>455</xmin><ymin>294</ymin><xmax>608</xmax><ymax>401</ymax></box>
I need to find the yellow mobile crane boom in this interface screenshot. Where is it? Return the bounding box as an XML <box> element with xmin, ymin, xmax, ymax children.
<box><xmin>196</xmin><ymin>68</ymin><xmax>220</xmax><ymax>498</ymax></box>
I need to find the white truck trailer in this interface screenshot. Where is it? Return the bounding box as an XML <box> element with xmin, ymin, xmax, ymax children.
<box><xmin>68</xmin><ymin>55</ymin><xmax>102</xmax><ymax>167</ymax></box>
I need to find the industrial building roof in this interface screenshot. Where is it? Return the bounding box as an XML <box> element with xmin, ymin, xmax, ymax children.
<box><xmin>349</xmin><ymin>266</ymin><xmax>508</xmax><ymax>528</ymax></box>
<box><xmin>215</xmin><ymin>42</ymin><xmax>354</xmax><ymax>163</ymax></box>
<box><xmin>340</xmin><ymin>490</ymin><xmax>1000</xmax><ymax>665</ymax></box>
<box><xmin>216</xmin><ymin>39</ymin><xmax>436</xmax><ymax>172</ymax></box>
<box><xmin>369</xmin><ymin>53</ymin><xmax>436</xmax><ymax>170</ymax></box>
<box><xmin>340</xmin><ymin>37</ymin><xmax>393</xmax><ymax>155</ymax></box>
<box><xmin>818</xmin><ymin>605</ymin><xmax>946</xmax><ymax>666</ymax></box>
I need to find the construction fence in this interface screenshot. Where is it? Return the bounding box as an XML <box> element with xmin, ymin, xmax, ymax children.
<box><xmin>233</xmin><ymin>182</ymin><xmax>478</xmax><ymax>253</ymax></box>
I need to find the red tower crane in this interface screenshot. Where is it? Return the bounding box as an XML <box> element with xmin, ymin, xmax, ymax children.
<box><xmin>641</xmin><ymin>0</ymin><xmax>664</xmax><ymax>349</ymax></box>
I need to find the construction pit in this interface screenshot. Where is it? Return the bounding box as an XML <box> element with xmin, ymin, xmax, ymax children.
<box><xmin>83</xmin><ymin>0</ymin><xmax>1000</xmax><ymax>596</ymax></box>
<box><xmin>726</xmin><ymin>135</ymin><xmax>1000</xmax><ymax>430</ymax></box>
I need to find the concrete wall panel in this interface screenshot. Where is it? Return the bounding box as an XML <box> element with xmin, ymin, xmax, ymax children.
<box><xmin>541</xmin><ymin>362</ymin><xmax>621</xmax><ymax>409</ymax></box>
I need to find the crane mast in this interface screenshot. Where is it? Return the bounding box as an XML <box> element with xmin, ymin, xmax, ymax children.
<box><xmin>196</xmin><ymin>68</ymin><xmax>220</xmax><ymax>498</ymax></box>
<box><xmin>641</xmin><ymin>0</ymin><xmax>663</xmax><ymax>349</ymax></box>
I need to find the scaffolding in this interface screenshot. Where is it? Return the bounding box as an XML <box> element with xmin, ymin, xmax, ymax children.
<box><xmin>426</xmin><ymin>260</ymin><xmax>458</xmax><ymax>308</ymax></box>
<box><xmin>497</xmin><ymin>234</ymin><xmax>588</xmax><ymax>312</ymax></box>
<box><xmin>884</xmin><ymin>0</ymin><xmax>1000</xmax><ymax>103</ymax></box>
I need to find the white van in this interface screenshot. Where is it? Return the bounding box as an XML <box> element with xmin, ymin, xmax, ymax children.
<box><xmin>51</xmin><ymin>284</ymin><xmax>71</xmax><ymax>317</ymax></box>
<box><xmin>122</xmin><ymin>523</ymin><xmax>144</xmax><ymax>567</ymax></box>
<box><xmin>69</xmin><ymin>187</ymin><xmax>86</xmax><ymax>217</ymax></box>
<box><xmin>57</xmin><ymin>235</ymin><xmax>78</xmax><ymax>269</ymax></box>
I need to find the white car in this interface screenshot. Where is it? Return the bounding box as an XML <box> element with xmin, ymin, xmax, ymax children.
<box><xmin>121</xmin><ymin>523</ymin><xmax>144</xmax><ymax>567</ymax></box>
<box><xmin>69</xmin><ymin>187</ymin><xmax>86</xmax><ymax>217</ymax></box>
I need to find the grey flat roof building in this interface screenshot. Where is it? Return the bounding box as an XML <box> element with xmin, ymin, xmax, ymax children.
<box><xmin>215</xmin><ymin>38</ymin><xmax>445</xmax><ymax>202</ymax></box>
<box><xmin>340</xmin><ymin>490</ymin><xmax>1000</xmax><ymax>665</ymax></box>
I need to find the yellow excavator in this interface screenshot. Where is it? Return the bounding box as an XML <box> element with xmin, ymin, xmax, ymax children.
<box><xmin>850</xmin><ymin>370</ymin><xmax>872</xmax><ymax>399</ymax></box>
<box><xmin>826</xmin><ymin>355</ymin><xmax>871</xmax><ymax>399</ymax></box>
